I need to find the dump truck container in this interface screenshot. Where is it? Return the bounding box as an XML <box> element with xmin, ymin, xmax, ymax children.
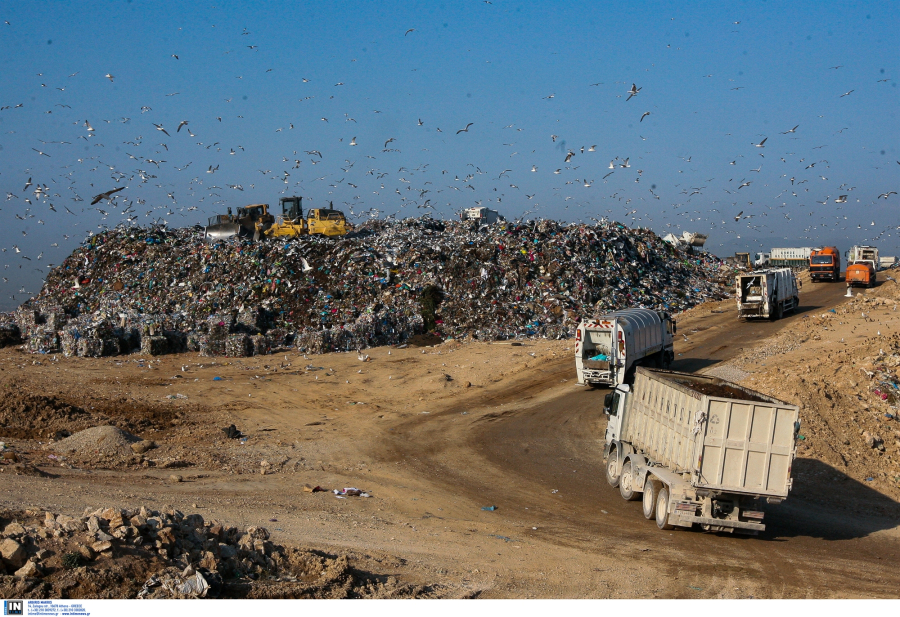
<box><xmin>603</xmin><ymin>367</ymin><xmax>800</xmax><ymax>534</ymax></box>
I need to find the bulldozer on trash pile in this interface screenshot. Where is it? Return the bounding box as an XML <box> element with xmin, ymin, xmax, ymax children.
<box><xmin>204</xmin><ymin>197</ymin><xmax>348</xmax><ymax>241</ymax></box>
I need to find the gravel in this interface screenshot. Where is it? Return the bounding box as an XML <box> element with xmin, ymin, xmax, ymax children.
<box><xmin>52</xmin><ymin>425</ymin><xmax>142</xmax><ymax>456</ymax></box>
<box><xmin>702</xmin><ymin>364</ymin><xmax>752</xmax><ymax>383</ymax></box>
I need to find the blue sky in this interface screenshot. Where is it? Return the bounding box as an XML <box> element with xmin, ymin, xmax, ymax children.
<box><xmin>0</xmin><ymin>0</ymin><xmax>897</xmax><ymax>309</ymax></box>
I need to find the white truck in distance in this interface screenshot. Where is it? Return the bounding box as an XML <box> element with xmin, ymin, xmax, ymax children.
<box><xmin>461</xmin><ymin>207</ymin><xmax>503</xmax><ymax>225</ymax></box>
<box><xmin>848</xmin><ymin>245</ymin><xmax>880</xmax><ymax>270</ymax></box>
<box><xmin>604</xmin><ymin>367</ymin><xmax>800</xmax><ymax>534</ymax></box>
<box><xmin>737</xmin><ymin>268</ymin><xmax>799</xmax><ymax>320</ymax></box>
<box><xmin>575</xmin><ymin>308</ymin><xmax>675</xmax><ymax>387</ymax></box>
<box><xmin>768</xmin><ymin>247</ymin><xmax>814</xmax><ymax>268</ymax></box>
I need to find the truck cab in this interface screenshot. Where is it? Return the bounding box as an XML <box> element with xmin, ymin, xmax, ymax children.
<box><xmin>809</xmin><ymin>247</ymin><xmax>841</xmax><ymax>282</ymax></box>
<box><xmin>602</xmin><ymin>385</ymin><xmax>630</xmax><ymax>444</ymax></box>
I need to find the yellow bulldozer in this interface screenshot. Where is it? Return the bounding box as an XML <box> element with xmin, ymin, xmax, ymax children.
<box><xmin>204</xmin><ymin>204</ymin><xmax>275</xmax><ymax>241</ymax></box>
<box><xmin>265</xmin><ymin>196</ymin><xmax>348</xmax><ymax>238</ymax></box>
<box><xmin>204</xmin><ymin>197</ymin><xmax>348</xmax><ymax>241</ymax></box>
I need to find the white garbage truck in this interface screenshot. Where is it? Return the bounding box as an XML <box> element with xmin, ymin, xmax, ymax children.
<box><xmin>461</xmin><ymin>207</ymin><xmax>503</xmax><ymax>225</ymax></box>
<box><xmin>848</xmin><ymin>245</ymin><xmax>880</xmax><ymax>270</ymax></box>
<box><xmin>736</xmin><ymin>268</ymin><xmax>799</xmax><ymax>320</ymax></box>
<box><xmin>575</xmin><ymin>309</ymin><xmax>676</xmax><ymax>387</ymax></box>
<box><xmin>603</xmin><ymin>367</ymin><xmax>800</xmax><ymax>534</ymax></box>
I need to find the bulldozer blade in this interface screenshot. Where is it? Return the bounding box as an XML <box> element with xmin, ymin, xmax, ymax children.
<box><xmin>204</xmin><ymin>223</ymin><xmax>243</xmax><ymax>241</ymax></box>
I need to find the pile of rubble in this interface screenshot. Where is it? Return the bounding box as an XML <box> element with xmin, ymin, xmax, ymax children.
<box><xmin>13</xmin><ymin>218</ymin><xmax>733</xmax><ymax>357</ymax></box>
<box><xmin>0</xmin><ymin>506</ymin><xmax>435</xmax><ymax>598</ymax></box>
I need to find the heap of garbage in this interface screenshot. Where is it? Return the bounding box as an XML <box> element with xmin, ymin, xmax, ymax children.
<box><xmin>10</xmin><ymin>218</ymin><xmax>734</xmax><ymax>357</ymax></box>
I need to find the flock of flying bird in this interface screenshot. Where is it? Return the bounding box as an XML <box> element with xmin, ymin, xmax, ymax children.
<box><xmin>0</xmin><ymin>13</ymin><xmax>897</xmax><ymax>305</ymax></box>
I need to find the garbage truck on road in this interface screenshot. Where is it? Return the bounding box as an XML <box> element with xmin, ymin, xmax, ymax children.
<box><xmin>575</xmin><ymin>309</ymin><xmax>675</xmax><ymax>387</ymax></box>
<box><xmin>603</xmin><ymin>367</ymin><xmax>800</xmax><ymax>534</ymax></box>
<box><xmin>736</xmin><ymin>268</ymin><xmax>799</xmax><ymax>320</ymax></box>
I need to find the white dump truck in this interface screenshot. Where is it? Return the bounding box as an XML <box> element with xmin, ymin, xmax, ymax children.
<box><xmin>736</xmin><ymin>268</ymin><xmax>799</xmax><ymax>320</ymax></box>
<box><xmin>575</xmin><ymin>309</ymin><xmax>675</xmax><ymax>387</ymax></box>
<box><xmin>603</xmin><ymin>367</ymin><xmax>800</xmax><ymax>534</ymax></box>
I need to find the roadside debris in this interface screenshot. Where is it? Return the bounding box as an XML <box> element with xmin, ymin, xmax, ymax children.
<box><xmin>222</xmin><ymin>425</ymin><xmax>244</xmax><ymax>439</ymax></box>
<box><xmin>333</xmin><ymin>487</ymin><xmax>370</xmax><ymax>498</ymax></box>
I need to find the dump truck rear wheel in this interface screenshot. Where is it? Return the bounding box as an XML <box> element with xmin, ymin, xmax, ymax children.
<box><xmin>619</xmin><ymin>460</ymin><xmax>640</xmax><ymax>501</ymax></box>
<box><xmin>656</xmin><ymin>486</ymin><xmax>674</xmax><ymax>530</ymax></box>
<box><xmin>605</xmin><ymin>449</ymin><xmax>620</xmax><ymax>488</ymax></box>
<box><xmin>642</xmin><ymin>479</ymin><xmax>659</xmax><ymax>519</ymax></box>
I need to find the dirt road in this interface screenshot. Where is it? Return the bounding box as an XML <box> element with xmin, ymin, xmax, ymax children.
<box><xmin>374</xmin><ymin>279</ymin><xmax>900</xmax><ymax>597</ymax></box>
<box><xmin>2</xmin><ymin>278</ymin><xmax>899</xmax><ymax>598</ymax></box>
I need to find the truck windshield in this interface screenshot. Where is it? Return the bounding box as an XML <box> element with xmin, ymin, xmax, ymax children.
<box><xmin>811</xmin><ymin>256</ymin><xmax>833</xmax><ymax>264</ymax></box>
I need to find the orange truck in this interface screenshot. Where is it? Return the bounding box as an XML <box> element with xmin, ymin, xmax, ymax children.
<box><xmin>809</xmin><ymin>246</ymin><xmax>841</xmax><ymax>281</ymax></box>
<box><xmin>846</xmin><ymin>261</ymin><xmax>876</xmax><ymax>288</ymax></box>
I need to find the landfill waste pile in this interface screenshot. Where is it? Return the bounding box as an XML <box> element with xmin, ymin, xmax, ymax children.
<box><xmin>0</xmin><ymin>506</ymin><xmax>438</xmax><ymax>598</ymax></box>
<box><xmin>13</xmin><ymin>218</ymin><xmax>733</xmax><ymax>357</ymax></box>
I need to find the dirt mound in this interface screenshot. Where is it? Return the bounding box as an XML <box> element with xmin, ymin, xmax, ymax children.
<box><xmin>0</xmin><ymin>385</ymin><xmax>96</xmax><ymax>440</ymax></box>
<box><xmin>869</xmin><ymin>273</ymin><xmax>900</xmax><ymax>301</ymax></box>
<box><xmin>0</xmin><ymin>379</ymin><xmax>185</xmax><ymax>441</ymax></box>
<box><xmin>53</xmin><ymin>426</ymin><xmax>142</xmax><ymax>457</ymax></box>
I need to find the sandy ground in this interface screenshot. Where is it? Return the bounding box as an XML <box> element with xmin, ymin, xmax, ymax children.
<box><xmin>1</xmin><ymin>270</ymin><xmax>900</xmax><ymax>598</ymax></box>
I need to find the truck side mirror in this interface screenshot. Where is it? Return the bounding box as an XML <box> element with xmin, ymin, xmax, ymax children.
<box><xmin>672</xmin><ymin>321</ymin><xmax>677</xmax><ymax>334</ymax></box>
<box><xmin>603</xmin><ymin>392</ymin><xmax>614</xmax><ymax>414</ymax></box>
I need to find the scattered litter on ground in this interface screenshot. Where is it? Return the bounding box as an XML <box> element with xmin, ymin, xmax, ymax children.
<box><xmin>333</xmin><ymin>487</ymin><xmax>370</xmax><ymax>498</ymax></box>
<box><xmin>221</xmin><ymin>424</ymin><xmax>244</xmax><ymax>439</ymax></box>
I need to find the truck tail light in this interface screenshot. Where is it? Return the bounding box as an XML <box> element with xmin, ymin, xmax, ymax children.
<box><xmin>575</xmin><ymin>329</ymin><xmax>582</xmax><ymax>341</ymax></box>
